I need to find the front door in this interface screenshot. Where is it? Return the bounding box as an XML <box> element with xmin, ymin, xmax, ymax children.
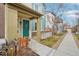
<box><xmin>23</xmin><ymin>20</ymin><xmax>29</xmax><ymax>37</ymax></box>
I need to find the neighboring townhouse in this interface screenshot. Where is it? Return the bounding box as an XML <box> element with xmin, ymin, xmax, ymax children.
<box><xmin>45</xmin><ymin>12</ymin><xmax>55</xmax><ymax>29</ymax></box>
<box><xmin>56</xmin><ymin>17</ymin><xmax>64</xmax><ymax>33</ymax></box>
<box><xmin>72</xmin><ymin>25</ymin><xmax>79</xmax><ymax>34</ymax></box>
<box><xmin>71</xmin><ymin>18</ymin><xmax>79</xmax><ymax>34</ymax></box>
<box><xmin>44</xmin><ymin>12</ymin><xmax>56</xmax><ymax>38</ymax></box>
<box><xmin>71</xmin><ymin>25</ymin><xmax>77</xmax><ymax>33</ymax></box>
<box><xmin>32</xmin><ymin>3</ymin><xmax>45</xmax><ymax>32</ymax></box>
<box><xmin>64</xmin><ymin>24</ymin><xmax>71</xmax><ymax>31</ymax></box>
<box><xmin>45</xmin><ymin>12</ymin><xmax>64</xmax><ymax>35</ymax></box>
<box><xmin>4</xmin><ymin>3</ymin><xmax>43</xmax><ymax>42</ymax></box>
<box><xmin>76</xmin><ymin>25</ymin><xmax>79</xmax><ymax>34</ymax></box>
<box><xmin>31</xmin><ymin>3</ymin><xmax>46</xmax><ymax>39</ymax></box>
<box><xmin>74</xmin><ymin>19</ymin><xmax>79</xmax><ymax>34</ymax></box>
<box><xmin>45</xmin><ymin>12</ymin><xmax>57</xmax><ymax>33</ymax></box>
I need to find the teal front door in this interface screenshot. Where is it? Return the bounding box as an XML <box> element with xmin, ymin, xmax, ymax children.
<box><xmin>23</xmin><ymin>20</ymin><xmax>29</xmax><ymax>37</ymax></box>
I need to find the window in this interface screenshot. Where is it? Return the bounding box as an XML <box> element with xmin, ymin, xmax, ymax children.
<box><xmin>32</xmin><ymin>3</ymin><xmax>38</xmax><ymax>11</ymax></box>
<box><xmin>35</xmin><ymin>23</ymin><xmax>37</xmax><ymax>30</ymax></box>
<box><xmin>32</xmin><ymin>20</ymin><xmax>35</xmax><ymax>31</ymax></box>
<box><xmin>41</xmin><ymin>16</ymin><xmax>46</xmax><ymax>31</ymax></box>
<box><xmin>32</xmin><ymin>19</ymin><xmax>37</xmax><ymax>31</ymax></box>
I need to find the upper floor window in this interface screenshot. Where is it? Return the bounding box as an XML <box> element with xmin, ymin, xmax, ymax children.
<box><xmin>32</xmin><ymin>4</ymin><xmax>38</xmax><ymax>11</ymax></box>
<box><xmin>32</xmin><ymin>3</ymin><xmax>45</xmax><ymax>13</ymax></box>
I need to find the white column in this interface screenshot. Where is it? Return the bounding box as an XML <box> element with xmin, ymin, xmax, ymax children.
<box><xmin>5</xmin><ymin>4</ymin><xmax>8</xmax><ymax>40</ymax></box>
<box><xmin>29</xmin><ymin>20</ymin><xmax>32</xmax><ymax>39</ymax></box>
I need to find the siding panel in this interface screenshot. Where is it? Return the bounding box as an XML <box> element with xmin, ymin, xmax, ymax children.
<box><xmin>0</xmin><ymin>4</ymin><xmax>5</xmax><ymax>38</ymax></box>
<box><xmin>7</xmin><ymin>8</ymin><xmax>18</xmax><ymax>40</ymax></box>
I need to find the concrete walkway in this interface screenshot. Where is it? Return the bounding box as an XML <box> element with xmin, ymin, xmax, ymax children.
<box><xmin>53</xmin><ymin>31</ymin><xmax>79</xmax><ymax>56</ymax></box>
<box><xmin>29</xmin><ymin>39</ymin><xmax>56</xmax><ymax>56</ymax></box>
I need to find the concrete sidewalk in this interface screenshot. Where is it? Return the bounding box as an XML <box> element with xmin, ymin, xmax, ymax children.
<box><xmin>29</xmin><ymin>39</ymin><xmax>56</xmax><ymax>56</ymax></box>
<box><xmin>54</xmin><ymin>32</ymin><xmax>79</xmax><ymax>56</ymax></box>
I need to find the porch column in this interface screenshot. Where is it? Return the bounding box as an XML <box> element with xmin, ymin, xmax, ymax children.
<box><xmin>29</xmin><ymin>20</ymin><xmax>32</xmax><ymax>39</ymax></box>
<box><xmin>36</xmin><ymin>17</ymin><xmax>41</xmax><ymax>42</ymax></box>
<box><xmin>5</xmin><ymin>4</ymin><xmax>8</xmax><ymax>39</ymax></box>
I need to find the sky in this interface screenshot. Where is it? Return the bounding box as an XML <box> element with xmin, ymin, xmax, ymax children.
<box><xmin>45</xmin><ymin>3</ymin><xmax>79</xmax><ymax>27</ymax></box>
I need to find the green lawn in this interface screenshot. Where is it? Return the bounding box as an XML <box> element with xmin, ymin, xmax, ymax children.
<box><xmin>40</xmin><ymin>32</ymin><xmax>65</xmax><ymax>48</ymax></box>
<box><xmin>74</xmin><ymin>34</ymin><xmax>79</xmax><ymax>40</ymax></box>
<box><xmin>74</xmin><ymin>34</ymin><xmax>79</xmax><ymax>48</ymax></box>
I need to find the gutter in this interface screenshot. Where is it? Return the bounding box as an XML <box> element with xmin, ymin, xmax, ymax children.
<box><xmin>9</xmin><ymin>3</ymin><xmax>43</xmax><ymax>17</ymax></box>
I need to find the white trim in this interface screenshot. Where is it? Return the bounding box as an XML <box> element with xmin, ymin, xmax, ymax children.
<box><xmin>29</xmin><ymin>20</ymin><xmax>32</xmax><ymax>39</ymax></box>
<box><xmin>5</xmin><ymin>4</ymin><xmax>8</xmax><ymax>39</ymax></box>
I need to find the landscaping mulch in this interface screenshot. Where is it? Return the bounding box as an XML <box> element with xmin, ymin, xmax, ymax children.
<box><xmin>17</xmin><ymin>47</ymin><xmax>39</xmax><ymax>56</ymax></box>
<box><xmin>2</xmin><ymin>41</ymin><xmax>39</xmax><ymax>56</ymax></box>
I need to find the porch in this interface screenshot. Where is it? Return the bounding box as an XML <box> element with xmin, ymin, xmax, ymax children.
<box><xmin>5</xmin><ymin>3</ymin><xmax>43</xmax><ymax>42</ymax></box>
